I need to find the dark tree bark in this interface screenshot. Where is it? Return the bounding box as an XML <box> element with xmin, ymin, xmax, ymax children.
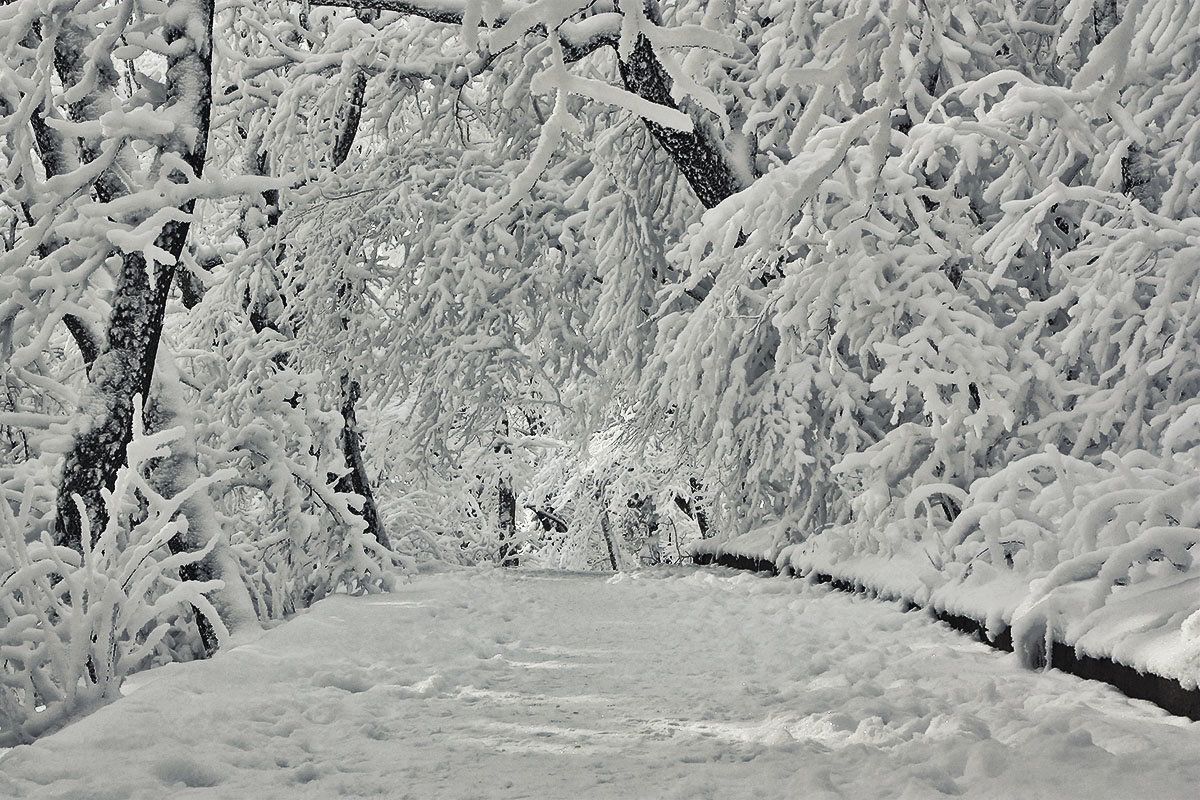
<box><xmin>331</xmin><ymin>72</ymin><xmax>369</xmax><ymax>169</ymax></box>
<box><xmin>599</xmin><ymin>506</ymin><xmax>619</xmax><ymax>571</ymax></box>
<box><xmin>328</xmin><ymin>20</ymin><xmax>392</xmax><ymax>552</ymax></box>
<box><xmin>617</xmin><ymin>33</ymin><xmax>744</xmax><ymax>209</ymax></box>
<box><xmin>495</xmin><ymin>415</ymin><xmax>518</xmax><ymax>566</ymax></box>
<box><xmin>335</xmin><ymin>375</ymin><xmax>390</xmax><ymax>549</ymax></box>
<box><xmin>688</xmin><ymin>477</ymin><xmax>712</xmax><ymax>538</ymax></box>
<box><xmin>53</xmin><ymin>0</ymin><xmax>216</xmax><ymax>553</ymax></box>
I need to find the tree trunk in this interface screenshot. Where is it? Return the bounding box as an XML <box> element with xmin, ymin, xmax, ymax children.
<box><xmin>599</xmin><ymin>506</ymin><xmax>619</xmax><ymax>571</ymax></box>
<box><xmin>596</xmin><ymin>483</ymin><xmax>619</xmax><ymax>571</ymax></box>
<box><xmin>335</xmin><ymin>375</ymin><xmax>390</xmax><ymax>550</ymax></box>
<box><xmin>689</xmin><ymin>478</ymin><xmax>712</xmax><ymax>539</ymax></box>
<box><xmin>495</xmin><ymin>415</ymin><xmax>518</xmax><ymax>566</ymax></box>
<box><xmin>53</xmin><ymin>0</ymin><xmax>216</xmax><ymax>553</ymax></box>
<box><xmin>617</xmin><ymin>33</ymin><xmax>744</xmax><ymax>210</ymax></box>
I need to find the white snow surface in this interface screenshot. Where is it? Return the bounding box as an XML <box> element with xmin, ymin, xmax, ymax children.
<box><xmin>3</xmin><ymin>567</ymin><xmax>1199</xmax><ymax>799</ymax></box>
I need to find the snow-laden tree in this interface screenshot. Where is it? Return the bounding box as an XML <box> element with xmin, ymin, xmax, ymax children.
<box><xmin>0</xmin><ymin>0</ymin><xmax>394</xmax><ymax>739</ymax></box>
<box><xmin>0</xmin><ymin>0</ymin><xmax>263</xmax><ymax>740</ymax></box>
<box><xmin>519</xmin><ymin>398</ymin><xmax>713</xmax><ymax>570</ymax></box>
<box><xmin>7</xmin><ymin>0</ymin><xmax>1199</xmax><ymax>741</ymax></box>
<box><xmin>640</xmin><ymin>0</ymin><xmax>1200</xmax><ymax>665</ymax></box>
<box><xmin>2</xmin><ymin>0</ymin><xmax>741</xmax><ymax>740</ymax></box>
<box><xmin>233</xmin><ymin>0</ymin><xmax>735</xmax><ymax>568</ymax></box>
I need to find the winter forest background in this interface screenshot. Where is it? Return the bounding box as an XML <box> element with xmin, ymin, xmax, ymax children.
<box><xmin>2</xmin><ymin>0</ymin><xmax>1200</xmax><ymax>745</ymax></box>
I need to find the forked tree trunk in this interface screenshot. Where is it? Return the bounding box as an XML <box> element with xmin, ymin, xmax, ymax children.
<box><xmin>53</xmin><ymin>0</ymin><xmax>216</xmax><ymax>552</ymax></box>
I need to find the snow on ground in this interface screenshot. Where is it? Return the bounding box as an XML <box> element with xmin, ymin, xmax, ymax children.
<box><xmin>2</xmin><ymin>567</ymin><xmax>1199</xmax><ymax>799</ymax></box>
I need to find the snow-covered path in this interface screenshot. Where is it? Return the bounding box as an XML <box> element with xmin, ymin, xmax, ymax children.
<box><xmin>3</xmin><ymin>568</ymin><xmax>1199</xmax><ymax>799</ymax></box>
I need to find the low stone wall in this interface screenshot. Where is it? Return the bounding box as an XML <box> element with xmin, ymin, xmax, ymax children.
<box><xmin>693</xmin><ymin>550</ymin><xmax>1200</xmax><ymax>721</ymax></box>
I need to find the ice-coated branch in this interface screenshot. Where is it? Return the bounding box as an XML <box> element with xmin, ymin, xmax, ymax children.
<box><xmin>284</xmin><ymin>1</ymin><xmax>739</xmax><ymax>217</ymax></box>
<box><xmin>296</xmin><ymin>0</ymin><xmax>616</xmax><ymax>60</ymax></box>
<box><xmin>0</xmin><ymin>92</ymin><xmax>101</xmax><ymax>366</ymax></box>
<box><xmin>301</xmin><ymin>0</ymin><xmax>488</xmax><ymax>26</ymax></box>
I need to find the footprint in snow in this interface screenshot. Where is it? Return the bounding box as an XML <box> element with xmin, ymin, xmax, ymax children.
<box><xmin>151</xmin><ymin>755</ymin><xmax>224</xmax><ymax>788</ymax></box>
<box><xmin>311</xmin><ymin>669</ymin><xmax>375</xmax><ymax>693</ymax></box>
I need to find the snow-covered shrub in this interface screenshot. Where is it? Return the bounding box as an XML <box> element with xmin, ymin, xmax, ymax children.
<box><xmin>952</xmin><ymin>425</ymin><xmax>1200</xmax><ymax>670</ymax></box>
<box><xmin>171</xmin><ymin>305</ymin><xmax>395</xmax><ymax>614</ymax></box>
<box><xmin>0</xmin><ymin>411</ymin><xmax>227</xmax><ymax>746</ymax></box>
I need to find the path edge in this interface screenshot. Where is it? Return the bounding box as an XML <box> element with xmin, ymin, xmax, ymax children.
<box><xmin>692</xmin><ymin>551</ymin><xmax>1200</xmax><ymax>722</ymax></box>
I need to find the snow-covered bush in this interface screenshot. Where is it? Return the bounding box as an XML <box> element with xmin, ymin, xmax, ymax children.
<box><xmin>0</xmin><ymin>411</ymin><xmax>228</xmax><ymax>745</ymax></box>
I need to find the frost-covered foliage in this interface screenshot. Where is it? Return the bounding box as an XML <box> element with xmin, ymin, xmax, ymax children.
<box><xmin>516</xmin><ymin>399</ymin><xmax>712</xmax><ymax>570</ymax></box>
<box><xmin>5</xmin><ymin>0</ymin><xmax>1200</xmax><ymax>739</ymax></box>
<box><xmin>0</xmin><ymin>0</ymin><xmax>397</xmax><ymax>743</ymax></box>
<box><xmin>0</xmin><ymin>409</ymin><xmax>227</xmax><ymax>745</ymax></box>
<box><xmin>367</xmin><ymin>386</ymin><xmax>710</xmax><ymax>570</ymax></box>
<box><xmin>668</xmin><ymin>0</ymin><xmax>1200</xmax><ymax>675</ymax></box>
<box><xmin>224</xmin><ymin>1</ymin><xmax>715</xmax><ymax>569</ymax></box>
<box><xmin>366</xmin><ymin>399</ymin><xmax>547</xmax><ymax>566</ymax></box>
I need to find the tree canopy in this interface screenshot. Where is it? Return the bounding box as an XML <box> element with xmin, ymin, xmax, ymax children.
<box><xmin>3</xmin><ymin>0</ymin><xmax>1199</xmax><ymax>743</ymax></box>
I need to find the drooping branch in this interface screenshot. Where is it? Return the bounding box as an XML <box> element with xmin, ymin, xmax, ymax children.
<box><xmin>528</xmin><ymin>505</ymin><xmax>567</xmax><ymax>532</ymax></box>
<box><xmin>303</xmin><ymin>0</ymin><xmax>486</xmax><ymax>26</ymax></box>
<box><xmin>295</xmin><ymin>1</ymin><xmax>740</xmax><ymax>208</ymax></box>
<box><xmin>226</xmin><ymin>10</ymin><xmax>392</xmax><ymax>551</ymax></box>
<box><xmin>299</xmin><ymin>0</ymin><xmax>616</xmax><ymax>60</ymax></box>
